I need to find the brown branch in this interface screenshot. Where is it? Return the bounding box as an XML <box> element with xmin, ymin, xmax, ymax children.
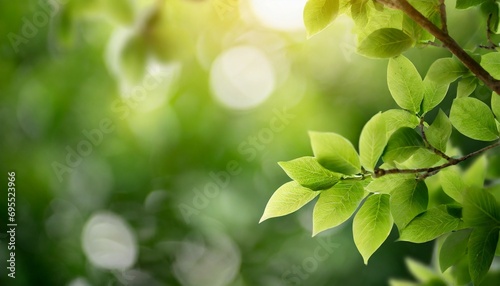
<box><xmin>377</xmin><ymin>0</ymin><xmax>500</xmax><ymax>94</ymax></box>
<box><xmin>438</xmin><ymin>0</ymin><xmax>447</xmax><ymax>33</ymax></box>
<box><xmin>374</xmin><ymin>141</ymin><xmax>500</xmax><ymax>179</ymax></box>
<box><xmin>419</xmin><ymin>117</ymin><xmax>452</xmax><ymax>161</ymax></box>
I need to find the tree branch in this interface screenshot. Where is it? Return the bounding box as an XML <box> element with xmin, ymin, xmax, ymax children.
<box><xmin>374</xmin><ymin>141</ymin><xmax>500</xmax><ymax>179</ymax></box>
<box><xmin>438</xmin><ymin>0</ymin><xmax>447</xmax><ymax>33</ymax></box>
<box><xmin>377</xmin><ymin>0</ymin><xmax>500</xmax><ymax>94</ymax></box>
<box><xmin>419</xmin><ymin>117</ymin><xmax>452</xmax><ymax>161</ymax></box>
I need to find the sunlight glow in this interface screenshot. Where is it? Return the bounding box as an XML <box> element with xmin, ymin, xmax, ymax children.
<box><xmin>249</xmin><ymin>0</ymin><xmax>307</xmax><ymax>31</ymax></box>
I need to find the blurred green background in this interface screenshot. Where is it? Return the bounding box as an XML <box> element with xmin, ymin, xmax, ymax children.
<box><xmin>0</xmin><ymin>0</ymin><xmax>495</xmax><ymax>285</ymax></box>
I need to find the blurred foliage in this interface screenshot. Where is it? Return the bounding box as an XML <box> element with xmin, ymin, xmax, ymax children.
<box><xmin>0</xmin><ymin>0</ymin><xmax>498</xmax><ymax>285</ymax></box>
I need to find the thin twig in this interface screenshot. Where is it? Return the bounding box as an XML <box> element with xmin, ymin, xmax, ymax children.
<box><xmin>419</xmin><ymin>117</ymin><xmax>452</xmax><ymax>161</ymax></box>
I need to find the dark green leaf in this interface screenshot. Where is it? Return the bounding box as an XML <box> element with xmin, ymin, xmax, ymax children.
<box><xmin>399</xmin><ymin>207</ymin><xmax>461</xmax><ymax>243</ymax></box>
<box><xmin>463</xmin><ymin>188</ymin><xmax>500</xmax><ymax>227</ymax></box>
<box><xmin>391</xmin><ymin>180</ymin><xmax>428</xmax><ymax>230</ymax></box>
<box><xmin>439</xmin><ymin>229</ymin><xmax>472</xmax><ymax>272</ymax></box>
<box><xmin>468</xmin><ymin>227</ymin><xmax>499</xmax><ymax>285</ymax></box>
<box><xmin>456</xmin><ymin>0</ymin><xmax>488</xmax><ymax>10</ymax></box>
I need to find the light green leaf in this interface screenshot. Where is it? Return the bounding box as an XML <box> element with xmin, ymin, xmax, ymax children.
<box><xmin>357</xmin><ymin>28</ymin><xmax>414</xmax><ymax>59</ymax></box>
<box><xmin>399</xmin><ymin>148</ymin><xmax>443</xmax><ymax>169</ymax></box>
<box><xmin>353</xmin><ymin>194</ymin><xmax>393</xmax><ymax>264</ymax></box>
<box><xmin>426</xmin><ymin>109</ymin><xmax>452</xmax><ymax>153</ymax></box>
<box><xmin>365</xmin><ymin>174</ymin><xmax>416</xmax><ymax>194</ymax></box>
<box><xmin>387</xmin><ymin>55</ymin><xmax>424</xmax><ymax>113</ymax></box>
<box><xmin>360</xmin><ymin>112</ymin><xmax>387</xmax><ymax>172</ymax></box>
<box><xmin>399</xmin><ymin>207</ymin><xmax>461</xmax><ymax>243</ymax></box>
<box><xmin>449</xmin><ymin>97</ymin><xmax>499</xmax><ymax>141</ymax></box>
<box><xmin>464</xmin><ymin>155</ymin><xmax>487</xmax><ymax>189</ymax></box>
<box><xmin>426</xmin><ymin>58</ymin><xmax>468</xmax><ymax>85</ymax></box>
<box><xmin>439</xmin><ymin>229</ymin><xmax>471</xmax><ymax>272</ymax></box>
<box><xmin>422</xmin><ymin>77</ymin><xmax>450</xmax><ymax>113</ymax></box>
<box><xmin>456</xmin><ymin>0</ymin><xmax>488</xmax><ymax>9</ymax></box>
<box><xmin>405</xmin><ymin>257</ymin><xmax>440</xmax><ymax>282</ymax></box>
<box><xmin>260</xmin><ymin>181</ymin><xmax>319</xmax><ymax>223</ymax></box>
<box><xmin>303</xmin><ymin>0</ymin><xmax>340</xmax><ymax>37</ymax></box>
<box><xmin>463</xmin><ymin>188</ymin><xmax>500</xmax><ymax>227</ymax></box>
<box><xmin>440</xmin><ymin>165</ymin><xmax>465</xmax><ymax>203</ymax></box>
<box><xmin>391</xmin><ymin>180</ymin><xmax>428</xmax><ymax>230</ymax></box>
<box><xmin>457</xmin><ymin>77</ymin><xmax>477</xmax><ymax>98</ymax></box>
<box><xmin>389</xmin><ymin>279</ymin><xmax>419</xmax><ymax>286</ymax></box>
<box><xmin>481</xmin><ymin>52</ymin><xmax>500</xmax><ymax>79</ymax></box>
<box><xmin>383</xmin><ymin>127</ymin><xmax>425</xmax><ymax>163</ymax></box>
<box><xmin>278</xmin><ymin>157</ymin><xmax>342</xmax><ymax>190</ymax></box>
<box><xmin>383</xmin><ymin>109</ymin><xmax>420</xmax><ymax>138</ymax></box>
<box><xmin>468</xmin><ymin>227</ymin><xmax>499</xmax><ymax>285</ymax></box>
<box><xmin>492</xmin><ymin>92</ymin><xmax>500</xmax><ymax>119</ymax></box>
<box><xmin>312</xmin><ymin>182</ymin><xmax>367</xmax><ymax>236</ymax></box>
<box><xmin>309</xmin><ymin>132</ymin><xmax>361</xmax><ymax>174</ymax></box>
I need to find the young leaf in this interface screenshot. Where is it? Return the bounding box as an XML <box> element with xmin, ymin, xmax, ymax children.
<box><xmin>312</xmin><ymin>182</ymin><xmax>367</xmax><ymax>236</ymax></box>
<box><xmin>481</xmin><ymin>52</ymin><xmax>500</xmax><ymax>79</ymax></box>
<box><xmin>426</xmin><ymin>58</ymin><xmax>468</xmax><ymax>85</ymax></box>
<box><xmin>309</xmin><ymin>132</ymin><xmax>361</xmax><ymax>174</ymax></box>
<box><xmin>421</xmin><ymin>77</ymin><xmax>449</xmax><ymax>114</ymax></box>
<box><xmin>303</xmin><ymin>0</ymin><xmax>340</xmax><ymax>37</ymax></box>
<box><xmin>390</xmin><ymin>180</ymin><xmax>428</xmax><ymax>230</ymax></box>
<box><xmin>353</xmin><ymin>194</ymin><xmax>393</xmax><ymax>264</ymax></box>
<box><xmin>278</xmin><ymin>157</ymin><xmax>342</xmax><ymax>190</ymax></box>
<box><xmin>462</xmin><ymin>188</ymin><xmax>500</xmax><ymax>227</ymax></box>
<box><xmin>387</xmin><ymin>55</ymin><xmax>424</xmax><ymax>113</ymax></box>
<box><xmin>260</xmin><ymin>182</ymin><xmax>319</xmax><ymax>223</ymax></box>
<box><xmin>382</xmin><ymin>109</ymin><xmax>420</xmax><ymax>139</ymax></box>
<box><xmin>365</xmin><ymin>174</ymin><xmax>416</xmax><ymax>194</ymax></box>
<box><xmin>426</xmin><ymin>110</ymin><xmax>452</xmax><ymax>153</ymax></box>
<box><xmin>449</xmin><ymin>97</ymin><xmax>499</xmax><ymax>141</ymax></box>
<box><xmin>457</xmin><ymin>77</ymin><xmax>477</xmax><ymax>98</ymax></box>
<box><xmin>359</xmin><ymin>112</ymin><xmax>387</xmax><ymax>172</ymax></box>
<box><xmin>405</xmin><ymin>258</ymin><xmax>441</xmax><ymax>282</ymax></box>
<box><xmin>382</xmin><ymin>127</ymin><xmax>424</xmax><ymax>163</ymax></box>
<box><xmin>439</xmin><ymin>229</ymin><xmax>471</xmax><ymax>272</ymax></box>
<box><xmin>399</xmin><ymin>207</ymin><xmax>461</xmax><ymax>243</ymax></box>
<box><xmin>468</xmin><ymin>227</ymin><xmax>499</xmax><ymax>285</ymax></box>
<box><xmin>357</xmin><ymin>28</ymin><xmax>414</xmax><ymax>59</ymax></box>
<box><xmin>440</xmin><ymin>165</ymin><xmax>465</xmax><ymax>203</ymax></box>
<box><xmin>492</xmin><ymin>92</ymin><xmax>500</xmax><ymax>119</ymax></box>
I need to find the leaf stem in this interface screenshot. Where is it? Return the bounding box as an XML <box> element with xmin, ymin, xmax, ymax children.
<box><xmin>374</xmin><ymin>141</ymin><xmax>500</xmax><ymax>179</ymax></box>
<box><xmin>419</xmin><ymin>116</ymin><xmax>452</xmax><ymax>161</ymax></box>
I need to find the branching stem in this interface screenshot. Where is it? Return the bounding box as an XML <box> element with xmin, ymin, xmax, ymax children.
<box><xmin>419</xmin><ymin>117</ymin><xmax>452</xmax><ymax>161</ymax></box>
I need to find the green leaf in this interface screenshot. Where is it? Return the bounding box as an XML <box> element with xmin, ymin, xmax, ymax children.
<box><xmin>120</xmin><ymin>34</ymin><xmax>147</xmax><ymax>83</ymax></box>
<box><xmin>391</xmin><ymin>180</ymin><xmax>428</xmax><ymax>230</ymax></box>
<box><xmin>260</xmin><ymin>182</ymin><xmax>319</xmax><ymax>223</ymax></box>
<box><xmin>440</xmin><ymin>165</ymin><xmax>465</xmax><ymax>203</ymax></box>
<box><xmin>426</xmin><ymin>58</ymin><xmax>468</xmax><ymax>85</ymax></box>
<box><xmin>383</xmin><ymin>127</ymin><xmax>424</xmax><ymax>163</ymax></box>
<box><xmin>383</xmin><ymin>109</ymin><xmax>420</xmax><ymax>138</ymax></box>
<box><xmin>399</xmin><ymin>207</ymin><xmax>461</xmax><ymax>243</ymax></box>
<box><xmin>303</xmin><ymin>0</ymin><xmax>340</xmax><ymax>37</ymax></box>
<box><xmin>422</xmin><ymin>77</ymin><xmax>450</xmax><ymax>113</ymax></box>
<box><xmin>309</xmin><ymin>132</ymin><xmax>361</xmax><ymax>174</ymax></box>
<box><xmin>492</xmin><ymin>92</ymin><xmax>500</xmax><ymax>119</ymax></box>
<box><xmin>389</xmin><ymin>279</ymin><xmax>419</xmax><ymax>286</ymax></box>
<box><xmin>398</xmin><ymin>148</ymin><xmax>442</xmax><ymax>169</ymax></box>
<box><xmin>365</xmin><ymin>174</ymin><xmax>416</xmax><ymax>194</ymax></box>
<box><xmin>439</xmin><ymin>229</ymin><xmax>471</xmax><ymax>272</ymax></box>
<box><xmin>359</xmin><ymin>112</ymin><xmax>387</xmax><ymax>172</ymax></box>
<box><xmin>481</xmin><ymin>52</ymin><xmax>500</xmax><ymax>79</ymax></box>
<box><xmin>357</xmin><ymin>28</ymin><xmax>414</xmax><ymax>59</ymax></box>
<box><xmin>463</xmin><ymin>188</ymin><xmax>500</xmax><ymax>227</ymax></box>
<box><xmin>456</xmin><ymin>0</ymin><xmax>488</xmax><ymax>9</ymax></box>
<box><xmin>278</xmin><ymin>157</ymin><xmax>342</xmax><ymax>190</ymax></box>
<box><xmin>464</xmin><ymin>155</ymin><xmax>487</xmax><ymax>189</ymax></box>
<box><xmin>451</xmin><ymin>256</ymin><xmax>471</xmax><ymax>285</ymax></box>
<box><xmin>387</xmin><ymin>55</ymin><xmax>424</xmax><ymax>113</ymax></box>
<box><xmin>468</xmin><ymin>227</ymin><xmax>499</xmax><ymax>285</ymax></box>
<box><xmin>426</xmin><ymin>110</ymin><xmax>452</xmax><ymax>153</ymax></box>
<box><xmin>405</xmin><ymin>257</ymin><xmax>440</xmax><ymax>282</ymax></box>
<box><xmin>449</xmin><ymin>97</ymin><xmax>499</xmax><ymax>141</ymax></box>
<box><xmin>312</xmin><ymin>182</ymin><xmax>368</xmax><ymax>236</ymax></box>
<box><xmin>353</xmin><ymin>194</ymin><xmax>393</xmax><ymax>264</ymax></box>
<box><xmin>457</xmin><ymin>76</ymin><xmax>477</xmax><ymax>98</ymax></box>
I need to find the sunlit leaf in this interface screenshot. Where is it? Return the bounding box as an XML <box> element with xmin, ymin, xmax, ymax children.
<box><xmin>359</xmin><ymin>112</ymin><xmax>387</xmax><ymax>172</ymax></box>
<box><xmin>278</xmin><ymin>157</ymin><xmax>342</xmax><ymax>190</ymax></box>
<box><xmin>309</xmin><ymin>132</ymin><xmax>361</xmax><ymax>175</ymax></box>
<box><xmin>357</xmin><ymin>28</ymin><xmax>414</xmax><ymax>58</ymax></box>
<box><xmin>426</xmin><ymin>58</ymin><xmax>468</xmax><ymax>85</ymax></box>
<box><xmin>382</xmin><ymin>127</ymin><xmax>424</xmax><ymax>163</ymax></box>
<box><xmin>481</xmin><ymin>52</ymin><xmax>500</xmax><ymax>79</ymax></box>
<box><xmin>426</xmin><ymin>109</ymin><xmax>452</xmax><ymax>153</ymax></box>
<box><xmin>405</xmin><ymin>257</ymin><xmax>440</xmax><ymax>282</ymax></box>
<box><xmin>439</xmin><ymin>229</ymin><xmax>471</xmax><ymax>272</ymax></box>
<box><xmin>353</xmin><ymin>194</ymin><xmax>393</xmax><ymax>264</ymax></box>
<box><xmin>468</xmin><ymin>227</ymin><xmax>499</xmax><ymax>285</ymax></box>
<box><xmin>260</xmin><ymin>182</ymin><xmax>319</xmax><ymax>223</ymax></box>
<box><xmin>440</xmin><ymin>166</ymin><xmax>465</xmax><ymax>203</ymax></box>
<box><xmin>492</xmin><ymin>92</ymin><xmax>500</xmax><ymax>119</ymax></box>
<box><xmin>422</xmin><ymin>77</ymin><xmax>450</xmax><ymax>114</ymax></box>
<box><xmin>449</xmin><ymin>97</ymin><xmax>499</xmax><ymax>141</ymax></box>
<box><xmin>383</xmin><ymin>109</ymin><xmax>420</xmax><ymax>138</ymax></box>
<box><xmin>390</xmin><ymin>180</ymin><xmax>428</xmax><ymax>230</ymax></box>
<box><xmin>399</xmin><ymin>207</ymin><xmax>461</xmax><ymax>243</ymax></box>
<box><xmin>303</xmin><ymin>0</ymin><xmax>340</xmax><ymax>37</ymax></box>
<box><xmin>457</xmin><ymin>76</ymin><xmax>477</xmax><ymax>98</ymax></box>
<box><xmin>387</xmin><ymin>55</ymin><xmax>423</xmax><ymax>113</ymax></box>
<box><xmin>312</xmin><ymin>182</ymin><xmax>367</xmax><ymax>236</ymax></box>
